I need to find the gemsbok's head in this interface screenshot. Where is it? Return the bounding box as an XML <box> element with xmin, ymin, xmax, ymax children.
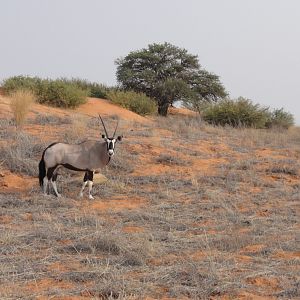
<box><xmin>99</xmin><ymin>115</ymin><xmax>122</xmax><ymax>157</ymax></box>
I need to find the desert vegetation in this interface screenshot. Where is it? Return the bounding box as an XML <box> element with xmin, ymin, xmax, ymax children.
<box><xmin>3</xmin><ymin>76</ymin><xmax>88</xmax><ymax>108</ymax></box>
<box><xmin>0</xmin><ymin>92</ymin><xmax>299</xmax><ymax>299</ymax></box>
<box><xmin>2</xmin><ymin>72</ymin><xmax>294</xmax><ymax>129</ymax></box>
<box><xmin>1</xmin><ymin>76</ymin><xmax>158</xmax><ymax>116</ymax></box>
<box><xmin>266</xmin><ymin>108</ymin><xmax>295</xmax><ymax>129</ymax></box>
<box><xmin>107</xmin><ymin>90</ymin><xmax>157</xmax><ymax>116</ymax></box>
<box><xmin>64</xmin><ymin>78</ymin><xmax>109</xmax><ymax>99</ymax></box>
<box><xmin>116</xmin><ymin>42</ymin><xmax>227</xmax><ymax>116</ymax></box>
<box><xmin>9</xmin><ymin>89</ymin><xmax>36</xmax><ymax>127</ymax></box>
<box><xmin>201</xmin><ymin>97</ymin><xmax>295</xmax><ymax>129</ymax></box>
<box><xmin>2</xmin><ymin>76</ymin><xmax>89</xmax><ymax>108</ymax></box>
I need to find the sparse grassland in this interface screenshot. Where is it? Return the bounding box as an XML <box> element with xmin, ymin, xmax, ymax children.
<box><xmin>0</xmin><ymin>109</ymin><xmax>299</xmax><ymax>299</ymax></box>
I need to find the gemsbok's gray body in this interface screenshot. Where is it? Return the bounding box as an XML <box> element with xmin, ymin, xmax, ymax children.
<box><xmin>39</xmin><ymin>116</ymin><xmax>122</xmax><ymax>199</ymax></box>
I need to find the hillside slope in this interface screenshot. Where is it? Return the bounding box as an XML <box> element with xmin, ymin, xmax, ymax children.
<box><xmin>0</xmin><ymin>96</ymin><xmax>299</xmax><ymax>299</ymax></box>
<box><xmin>0</xmin><ymin>95</ymin><xmax>150</xmax><ymax>122</ymax></box>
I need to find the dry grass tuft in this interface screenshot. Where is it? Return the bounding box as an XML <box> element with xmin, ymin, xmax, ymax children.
<box><xmin>62</xmin><ymin>114</ymin><xmax>88</xmax><ymax>143</ymax></box>
<box><xmin>32</xmin><ymin>113</ymin><xmax>72</xmax><ymax>125</ymax></box>
<box><xmin>9</xmin><ymin>89</ymin><xmax>36</xmax><ymax>127</ymax></box>
<box><xmin>156</xmin><ymin>154</ymin><xmax>189</xmax><ymax>166</ymax></box>
<box><xmin>0</xmin><ymin>131</ymin><xmax>46</xmax><ymax>176</ymax></box>
<box><xmin>266</xmin><ymin>159</ymin><xmax>299</xmax><ymax>176</ymax></box>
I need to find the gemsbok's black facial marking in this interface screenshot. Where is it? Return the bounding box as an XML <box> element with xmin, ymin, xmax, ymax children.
<box><xmin>108</xmin><ymin>141</ymin><xmax>114</xmax><ymax>150</ymax></box>
<box><xmin>106</xmin><ymin>138</ymin><xmax>116</xmax><ymax>157</ymax></box>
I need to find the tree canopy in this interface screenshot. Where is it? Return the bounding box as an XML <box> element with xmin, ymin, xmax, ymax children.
<box><xmin>116</xmin><ymin>42</ymin><xmax>227</xmax><ymax>116</ymax></box>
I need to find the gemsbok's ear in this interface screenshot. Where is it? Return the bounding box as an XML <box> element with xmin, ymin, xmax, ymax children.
<box><xmin>117</xmin><ymin>135</ymin><xmax>123</xmax><ymax>141</ymax></box>
<box><xmin>102</xmin><ymin>134</ymin><xmax>106</xmax><ymax>139</ymax></box>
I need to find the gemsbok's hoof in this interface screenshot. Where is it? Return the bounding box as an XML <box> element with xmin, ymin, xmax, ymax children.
<box><xmin>89</xmin><ymin>195</ymin><xmax>95</xmax><ymax>200</ymax></box>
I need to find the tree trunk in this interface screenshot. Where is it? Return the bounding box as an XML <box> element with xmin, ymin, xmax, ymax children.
<box><xmin>158</xmin><ymin>102</ymin><xmax>169</xmax><ymax>116</ymax></box>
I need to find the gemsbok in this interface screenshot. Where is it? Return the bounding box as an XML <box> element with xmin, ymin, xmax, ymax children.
<box><xmin>38</xmin><ymin>115</ymin><xmax>122</xmax><ymax>199</ymax></box>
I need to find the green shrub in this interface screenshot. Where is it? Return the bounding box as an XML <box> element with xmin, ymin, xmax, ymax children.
<box><xmin>37</xmin><ymin>79</ymin><xmax>87</xmax><ymax>108</ymax></box>
<box><xmin>202</xmin><ymin>97</ymin><xmax>271</xmax><ymax>128</ymax></box>
<box><xmin>62</xmin><ymin>78</ymin><xmax>91</xmax><ymax>91</ymax></box>
<box><xmin>64</xmin><ymin>78</ymin><xmax>109</xmax><ymax>99</ymax></box>
<box><xmin>266</xmin><ymin>108</ymin><xmax>294</xmax><ymax>129</ymax></box>
<box><xmin>107</xmin><ymin>90</ymin><xmax>157</xmax><ymax>115</ymax></box>
<box><xmin>89</xmin><ymin>83</ymin><xmax>109</xmax><ymax>98</ymax></box>
<box><xmin>2</xmin><ymin>76</ymin><xmax>41</xmax><ymax>94</ymax></box>
<box><xmin>2</xmin><ymin>76</ymin><xmax>87</xmax><ymax>108</ymax></box>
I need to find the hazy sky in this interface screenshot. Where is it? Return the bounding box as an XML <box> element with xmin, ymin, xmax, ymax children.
<box><xmin>1</xmin><ymin>0</ymin><xmax>300</xmax><ymax>123</ymax></box>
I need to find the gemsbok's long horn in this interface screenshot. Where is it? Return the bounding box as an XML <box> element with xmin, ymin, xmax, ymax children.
<box><xmin>99</xmin><ymin>115</ymin><xmax>109</xmax><ymax>137</ymax></box>
<box><xmin>112</xmin><ymin>120</ymin><xmax>119</xmax><ymax>138</ymax></box>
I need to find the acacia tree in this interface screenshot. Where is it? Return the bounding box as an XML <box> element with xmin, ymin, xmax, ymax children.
<box><xmin>115</xmin><ymin>42</ymin><xmax>227</xmax><ymax>116</ymax></box>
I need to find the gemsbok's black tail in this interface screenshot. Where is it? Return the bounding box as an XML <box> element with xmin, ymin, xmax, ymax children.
<box><xmin>39</xmin><ymin>158</ymin><xmax>46</xmax><ymax>187</ymax></box>
<box><xmin>38</xmin><ymin>142</ymin><xmax>58</xmax><ymax>187</ymax></box>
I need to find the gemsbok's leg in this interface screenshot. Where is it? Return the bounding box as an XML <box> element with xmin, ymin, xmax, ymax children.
<box><xmin>79</xmin><ymin>172</ymin><xmax>88</xmax><ymax>198</ymax></box>
<box><xmin>87</xmin><ymin>171</ymin><xmax>94</xmax><ymax>200</ymax></box>
<box><xmin>88</xmin><ymin>181</ymin><xmax>94</xmax><ymax>200</ymax></box>
<box><xmin>43</xmin><ymin>171</ymin><xmax>49</xmax><ymax>195</ymax></box>
<box><xmin>47</xmin><ymin>166</ymin><xmax>60</xmax><ymax>197</ymax></box>
<box><xmin>50</xmin><ymin>169</ymin><xmax>61</xmax><ymax>197</ymax></box>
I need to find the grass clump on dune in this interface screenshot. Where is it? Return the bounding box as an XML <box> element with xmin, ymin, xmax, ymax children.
<box><xmin>9</xmin><ymin>89</ymin><xmax>36</xmax><ymax>127</ymax></box>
